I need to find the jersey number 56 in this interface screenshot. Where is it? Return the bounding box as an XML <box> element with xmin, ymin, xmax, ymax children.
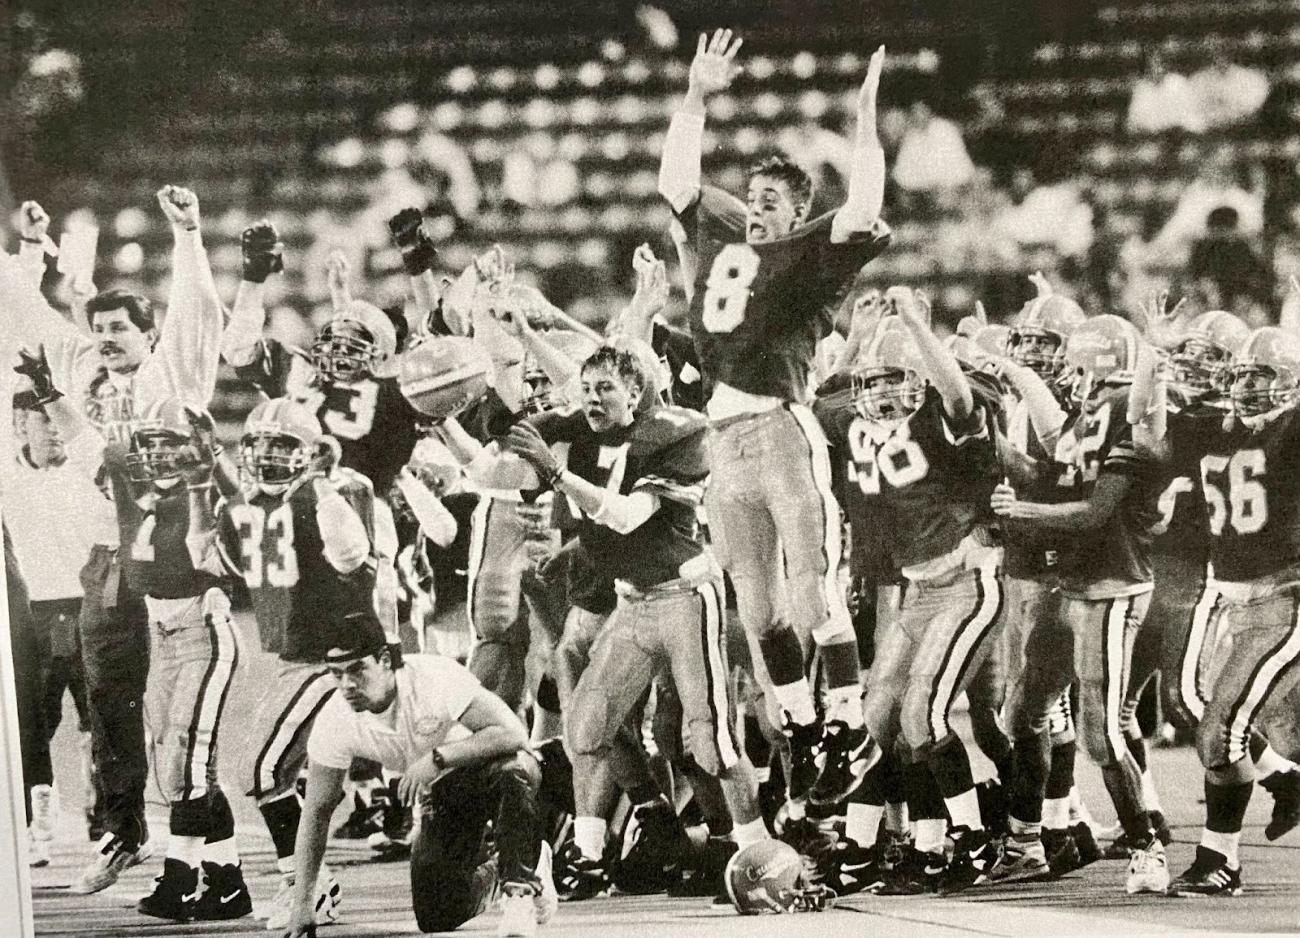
<box><xmin>1200</xmin><ymin>449</ymin><xmax>1267</xmax><ymax>537</ymax></box>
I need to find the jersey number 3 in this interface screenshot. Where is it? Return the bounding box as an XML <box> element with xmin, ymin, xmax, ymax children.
<box><xmin>1200</xmin><ymin>449</ymin><xmax>1267</xmax><ymax>536</ymax></box>
<box><xmin>230</xmin><ymin>503</ymin><xmax>300</xmax><ymax>588</ymax></box>
<box><xmin>702</xmin><ymin>244</ymin><xmax>760</xmax><ymax>333</ymax></box>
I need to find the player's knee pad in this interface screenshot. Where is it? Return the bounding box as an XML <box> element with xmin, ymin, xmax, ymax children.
<box><xmin>682</xmin><ymin>716</ymin><xmax>725</xmax><ymax>777</ymax></box>
<box><xmin>899</xmin><ymin>684</ymin><xmax>940</xmax><ymax>753</ymax></box>
<box><xmin>1074</xmin><ymin>702</ymin><xmax>1119</xmax><ymax>769</ymax></box>
<box><xmin>863</xmin><ymin>683</ymin><xmax>902</xmax><ymax>750</ymax></box>
<box><xmin>468</xmin><ymin>571</ymin><xmax>524</xmax><ymax>642</ymax></box>
<box><xmin>565</xmin><ymin>689</ymin><xmax>617</xmax><ymax>759</ymax></box>
<box><xmin>1195</xmin><ymin>705</ymin><xmax>1239</xmax><ymax>772</ymax></box>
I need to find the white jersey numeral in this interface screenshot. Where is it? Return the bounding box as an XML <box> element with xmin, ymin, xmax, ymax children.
<box><xmin>1200</xmin><ymin>449</ymin><xmax>1267</xmax><ymax>536</ymax></box>
<box><xmin>230</xmin><ymin>502</ymin><xmax>300</xmax><ymax>588</ymax></box>
<box><xmin>701</xmin><ymin>244</ymin><xmax>760</xmax><ymax>334</ymax></box>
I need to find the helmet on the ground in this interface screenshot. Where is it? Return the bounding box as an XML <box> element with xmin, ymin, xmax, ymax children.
<box><xmin>725</xmin><ymin>839</ymin><xmax>835</xmax><ymax>914</ymax></box>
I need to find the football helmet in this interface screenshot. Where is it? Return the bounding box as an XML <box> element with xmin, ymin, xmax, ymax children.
<box><xmin>311</xmin><ymin>300</ymin><xmax>398</xmax><ymax>384</ymax></box>
<box><xmin>1230</xmin><ymin>326</ymin><xmax>1300</xmax><ymax>419</ymax></box>
<box><xmin>126</xmin><ymin>397</ymin><xmax>203</xmax><ymax>484</ymax></box>
<box><xmin>398</xmin><ymin>335</ymin><xmax>491</xmax><ymax>422</ymax></box>
<box><xmin>1063</xmin><ymin>314</ymin><xmax>1141</xmax><ymax>403</ymax></box>
<box><xmin>725</xmin><ymin>839</ymin><xmax>835</xmax><ymax>914</ymax></box>
<box><xmin>1168</xmin><ymin>309</ymin><xmax>1250</xmax><ymax>400</ymax></box>
<box><xmin>1008</xmin><ymin>294</ymin><xmax>1087</xmax><ymax>381</ymax></box>
<box><xmin>522</xmin><ymin>331</ymin><xmax>598</xmax><ymax>415</ymax></box>
<box><xmin>240</xmin><ymin>398</ymin><xmax>323</xmax><ymax>487</ymax></box>
<box><xmin>852</xmin><ymin>320</ymin><xmax>927</xmax><ymax>422</ymax></box>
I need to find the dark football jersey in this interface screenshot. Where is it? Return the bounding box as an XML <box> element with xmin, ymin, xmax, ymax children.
<box><xmin>827</xmin><ymin>386</ymin><xmax>1001</xmax><ymax>572</ymax></box>
<box><xmin>1167</xmin><ymin>403</ymin><xmax>1300</xmax><ymax>583</ymax></box>
<box><xmin>1052</xmin><ymin>386</ymin><xmax>1161</xmax><ymax>596</ymax></box>
<box><xmin>1151</xmin><ymin>389</ymin><xmax>1215</xmax><ymax>565</ymax></box>
<box><xmin>680</xmin><ymin>186</ymin><xmax>890</xmax><ymax>403</ymax></box>
<box><xmin>104</xmin><ymin>445</ymin><xmax>226</xmax><ymax>600</ymax></box>
<box><xmin>216</xmin><ymin>475</ymin><xmax>378</xmax><ymax>662</ymax></box>
<box><xmin>1002</xmin><ymin>398</ymin><xmax>1076</xmax><ymax>580</ymax></box>
<box><xmin>536</xmin><ymin>406</ymin><xmax>708</xmax><ymax>590</ymax></box>
<box><xmin>652</xmin><ymin>320</ymin><xmax>705</xmax><ymax>412</ymax></box>
<box><xmin>233</xmin><ymin>338</ymin><xmax>426</xmax><ymax>493</ymax></box>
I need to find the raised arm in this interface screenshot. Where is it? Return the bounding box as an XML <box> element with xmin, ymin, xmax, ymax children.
<box><xmin>658</xmin><ymin>29</ymin><xmax>743</xmax><ymax>214</ymax></box>
<box><xmin>389</xmin><ymin>207</ymin><xmax>441</xmax><ymax>322</ymax></box>
<box><xmin>890</xmin><ymin>286</ymin><xmax>974</xmax><ymax>423</ymax></box>
<box><xmin>222</xmin><ymin>220</ymin><xmax>283</xmax><ymax>369</ymax></box>
<box><xmin>831</xmin><ymin>46</ymin><xmax>887</xmax><ymax>243</ymax></box>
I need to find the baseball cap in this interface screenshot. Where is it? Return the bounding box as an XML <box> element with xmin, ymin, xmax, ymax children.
<box><xmin>322</xmin><ymin>613</ymin><xmax>390</xmax><ymax>666</ymax></box>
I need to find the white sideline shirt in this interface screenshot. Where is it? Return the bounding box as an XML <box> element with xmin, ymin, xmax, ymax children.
<box><xmin>307</xmin><ymin>654</ymin><xmax>479</xmax><ymax>774</ymax></box>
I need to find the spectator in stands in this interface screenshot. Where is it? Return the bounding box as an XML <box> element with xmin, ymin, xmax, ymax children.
<box><xmin>1189</xmin><ymin>50</ymin><xmax>1269</xmax><ymax>130</ymax></box>
<box><xmin>892</xmin><ymin>100</ymin><xmax>976</xmax><ymax>198</ymax></box>
<box><xmin>994</xmin><ymin>166</ymin><xmax>1094</xmax><ymax>259</ymax></box>
<box><xmin>1189</xmin><ymin>206</ymin><xmax>1271</xmax><ymax>312</ymax></box>
<box><xmin>1146</xmin><ymin>152</ymin><xmax>1264</xmax><ymax>265</ymax></box>
<box><xmin>1126</xmin><ymin>52</ymin><xmax>1204</xmax><ymax>135</ymax></box>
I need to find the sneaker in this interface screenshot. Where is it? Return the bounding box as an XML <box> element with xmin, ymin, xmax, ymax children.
<box><xmin>1126</xmin><ymin>839</ymin><xmax>1170</xmax><ymax>895</ymax></box>
<box><xmin>1043</xmin><ymin>827</ymin><xmax>1081</xmax><ymax>877</ymax></box>
<box><xmin>1070</xmin><ymin>821</ymin><xmax>1102</xmax><ymax>867</ymax></box>
<box><xmin>30</xmin><ymin>784</ymin><xmax>55</xmax><ymax>844</ymax></box>
<box><xmin>369</xmin><ymin>801</ymin><xmax>414</xmax><ymax>860</ymax></box>
<box><xmin>668</xmin><ymin>836</ymin><xmax>736</xmax><ymax>898</ymax></box>
<box><xmin>610</xmin><ymin>797</ymin><xmax>686</xmax><ymax>894</ymax></box>
<box><xmin>826</xmin><ymin>841</ymin><xmax>889</xmax><ymax>896</ymax></box>
<box><xmin>533</xmin><ymin>842</ymin><xmax>559</xmax><ymax>924</ymax></box>
<box><xmin>1168</xmin><ymin>846</ymin><xmax>1243</xmax><ymax>897</ymax></box>
<box><xmin>809</xmin><ymin>721</ymin><xmax>881</xmax><ymax>806</ymax></box>
<box><xmin>939</xmin><ymin>827</ymin><xmax>1000</xmax><ymax>894</ymax></box>
<box><xmin>497</xmin><ymin>884</ymin><xmax>539</xmax><ymax>938</ymax></box>
<box><xmin>138</xmin><ymin>858</ymin><xmax>201</xmax><ymax>921</ymax></box>
<box><xmin>985</xmin><ymin>833</ymin><xmax>1049</xmax><ymax>883</ymax></box>
<box><xmin>264</xmin><ymin>867</ymin><xmax>342</xmax><ymax>931</ymax></box>
<box><xmin>1261</xmin><ymin>768</ymin><xmax>1300</xmax><ymax>841</ymax></box>
<box><xmin>190</xmin><ymin>861</ymin><xmax>253</xmax><ymax>920</ymax></box>
<box><xmin>554</xmin><ymin>842</ymin><xmax>607</xmax><ymax>902</ymax></box>
<box><xmin>782</xmin><ymin>715</ymin><xmax>822</xmax><ymax>802</ymax></box>
<box><xmin>876</xmin><ymin>848</ymin><xmax>946</xmax><ymax>895</ymax></box>
<box><xmin>778</xmin><ymin>817</ymin><xmax>839</xmax><ymax>882</ymax></box>
<box><xmin>70</xmin><ymin>833</ymin><xmax>152</xmax><ymax>895</ymax></box>
<box><xmin>28</xmin><ymin>829</ymin><xmax>50</xmax><ymax>868</ymax></box>
<box><xmin>1103</xmin><ymin>830</ymin><xmax>1133</xmax><ymax>861</ymax></box>
<box><xmin>333</xmin><ymin>793</ymin><xmax>382</xmax><ymax>840</ymax></box>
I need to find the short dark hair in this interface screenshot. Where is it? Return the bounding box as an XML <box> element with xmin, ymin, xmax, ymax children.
<box><xmin>85</xmin><ymin>289</ymin><xmax>155</xmax><ymax>333</ymax></box>
<box><xmin>747</xmin><ymin>155</ymin><xmax>814</xmax><ymax>210</ymax></box>
<box><xmin>581</xmin><ymin>345</ymin><xmax>646</xmax><ymax>397</ymax></box>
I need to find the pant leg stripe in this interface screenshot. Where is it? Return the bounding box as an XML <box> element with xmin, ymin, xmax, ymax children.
<box><xmin>786</xmin><ymin>403</ymin><xmax>847</xmax><ymax>636</ymax></box>
<box><xmin>465</xmin><ymin>498</ymin><xmax>495</xmax><ymax>639</ymax></box>
<box><xmin>1179</xmin><ymin>568</ymin><xmax>1218</xmax><ymax>724</ymax></box>
<box><xmin>1102</xmin><ymin>597</ymin><xmax>1131</xmax><ymax>766</ymax></box>
<box><xmin>698</xmin><ymin>581</ymin><xmax>740</xmax><ymax>769</ymax></box>
<box><xmin>185</xmin><ymin>609</ymin><xmax>239</xmax><ymax>801</ymax></box>
<box><xmin>180</xmin><ymin>612</ymin><xmax>224</xmax><ymax>801</ymax></box>
<box><xmin>1225</xmin><ymin>595</ymin><xmax>1300</xmax><ymax>765</ymax></box>
<box><xmin>254</xmin><ymin>670</ymin><xmax>333</xmax><ymax>796</ymax></box>
<box><xmin>203</xmin><ymin>613</ymin><xmax>241</xmax><ymax>793</ymax></box>
<box><xmin>927</xmin><ymin>567</ymin><xmax>1003</xmax><ymax>744</ymax></box>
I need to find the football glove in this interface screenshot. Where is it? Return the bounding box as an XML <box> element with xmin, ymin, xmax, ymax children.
<box><xmin>388</xmin><ymin>207</ymin><xmax>437</xmax><ymax>276</ymax></box>
<box><xmin>241</xmin><ymin>220</ymin><xmax>284</xmax><ymax>283</ymax></box>
<box><xmin>14</xmin><ymin>346</ymin><xmax>61</xmax><ymax>406</ymax></box>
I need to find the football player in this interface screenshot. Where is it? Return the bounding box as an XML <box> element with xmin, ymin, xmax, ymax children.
<box><xmin>827</xmin><ymin>288</ymin><xmax>1004</xmax><ymax>894</ymax></box>
<box><xmin>504</xmin><ymin>346</ymin><xmax>771</xmax><ymax>895</ymax></box>
<box><xmin>1130</xmin><ymin>326</ymin><xmax>1300</xmax><ymax>895</ymax></box>
<box><xmin>991</xmin><ymin>315</ymin><xmax>1169</xmax><ymax>895</ymax></box>
<box><xmin>657</xmin><ymin>30</ymin><xmax>891</xmax><ymax>805</ymax></box>
<box><xmin>186</xmin><ymin>397</ymin><xmax>379</xmax><ymax>928</ymax></box>
<box><xmin>43</xmin><ymin>391</ymin><xmax>249</xmax><ymax>920</ymax></box>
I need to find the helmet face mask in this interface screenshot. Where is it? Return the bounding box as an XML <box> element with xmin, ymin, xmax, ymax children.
<box><xmin>852</xmin><ymin>369</ymin><xmax>925</xmax><ymax>422</ymax></box>
<box><xmin>521</xmin><ymin>357</ymin><xmax>559</xmax><ymax>415</ymax></box>
<box><xmin>126</xmin><ymin>428</ymin><xmax>191</xmax><ymax>485</ymax></box>
<box><xmin>311</xmin><ymin>320</ymin><xmax>382</xmax><ymax>383</ymax></box>
<box><xmin>1170</xmin><ymin>336</ymin><xmax>1232</xmax><ymax>399</ymax></box>
<box><xmin>240</xmin><ymin>432</ymin><xmax>314</xmax><ymax>488</ymax></box>
<box><xmin>1008</xmin><ymin>328</ymin><xmax>1065</xmax><ymax>380</ymax></box>
<box><xmin>1229</xmin><ymin>327</ymin><xmax>1300</xmax><ymax>423</ymax></box>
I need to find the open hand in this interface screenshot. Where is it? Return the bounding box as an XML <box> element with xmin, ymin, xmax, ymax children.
<box><xmin>688</xmin><ymin>29</ymin><xmax>743</xmax><ymax>98</ymax></box>
<box><xmin>857</xmin><ymin>45</ymin><xmax>886</xmax><ymax>126</ymax></box>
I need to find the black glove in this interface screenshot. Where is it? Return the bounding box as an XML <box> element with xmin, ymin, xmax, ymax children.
<box><xmin>14</xmin><ymin>346</ymin><xmax>61</xmax><ymax>406</ymax></box>
<box><xmin>241</xmin><ymin>220</ymin><xmax>284</xmax><ymax>283</ymax></box>
<box><xmin>388</xmin><ymin>207</ymin><xmax>437</xmax><ymax>276</ymax></box>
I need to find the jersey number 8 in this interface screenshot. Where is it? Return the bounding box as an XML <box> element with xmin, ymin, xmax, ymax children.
<box><xmin>1200</xmin><ymin>449</ymin><xmax>1267</xmax><ymax>537</ymax></box>
<box><xmin>702</xmin><ymin>244</ymin><xmax>760</xmax><ymax>334</ymax></box>
<box><xmin>230</xmin><ymin>503</ymin><xmax>300</xmax><ymax>588</ymax></box>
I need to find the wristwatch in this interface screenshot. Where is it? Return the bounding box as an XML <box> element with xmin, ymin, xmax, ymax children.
<box><xmin>430</xmin><ymin>747</ymin><xmax>447</xmax><ymax>773</ymax></box>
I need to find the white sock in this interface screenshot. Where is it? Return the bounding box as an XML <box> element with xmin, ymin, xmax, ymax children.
<box><xmin>167</xmin><ymin>833</ymin><xmax>205</xmax><ymax>868</ymax></box>
<box><xmin>826</xmin><ymin>687</ymin><xmax>865</xmax><ymax>728</ymax></box>
<box><xmin>944</xmin><ymin>788</ymin><xmax>984</xmax><ymax>831</ymax></box>
<box><xmin>915</xmin><ymin>818</ymin><xmax>947</xmax><ymax>855</ymax></box>
<box><xmin>573</xmin><ymin>817</ymin><xmax>607</xmax><ymax>860</ymax></box>
<box><xmin>203</xmin><ymin>836</ymin><xmax>240</xmax><ymax>867</ymax></box>
<box><xmin>1200</xmin><ymin>828</ymin><xmax>1240</xmax><ymax>867</ymax></box>
<box><xmin>1009</xmin><ymin>816</ymin><xmax>1042</xmax><ymax>838</ymax></box>
<box><xmin>773</xmin><ymin>680</ymin><xmax>818</xmax><ymax>727</ymax></box>
<box><xmin>885</xmin><ymin>801</ymin><xmax>908</xmax><ymax>834</ymax></box>
<box><xmin>1255</xmin><ymin>743</ymin><xmax>1297</xmax><ymax>779</ymax></box>
<box><xmin>1042</xmin><ymin>796</ymin><xmax>1071</xmax><ymax>831</ymax></box>
<box><xmin>732</xmin><ymin>818</ymin><xmax>768</xmax><ymax>848</ymax></box>
<box><xmin>847</xmin><ymin>803</ymin><xmax>883</xmax><ymax>849</ymax></box>
<box><xmin>1068</xmin><ymin>786</ymin><xmax>1095</xmax><ymax>826</ymax></box>
<box><xmin>1141</xmin><ymin>769</ymin><xmax>1163</xmax><ymax>814</ymax></box>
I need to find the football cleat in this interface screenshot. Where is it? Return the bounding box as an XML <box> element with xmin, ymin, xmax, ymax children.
<box><xmin>668</xmin><ymin>836</ymin><xmax>736</xmax><ymax>898</ymax></box>
<box><xmin>609</xmin><ymin>797</ymin><xmax>687</xmax><ymax>894</ymax></box>
<box><xmin>332</xmin><ymin>793</ymin><xmax>383</xmax><ymax>840</ymax></box>
<box><xmin>1260</xmin><ymin>768</ymin><xmax>1300</xmax><ymax>841</ymax></box>
<box><xmin>554</xmin><ymin>842</ymin><xmax>608</xmax><ymax>902</ymax></box>
<box><xmin>190</xmin><ymin>861</ymin><xmax>253</xmax><ymax>921</ymax></box>
<box><xmin>985</xmin><ymin>833</ymin><xmax>1049</xmax><ymax>883</ymax></box>
<box><xmin>778</xmin><ymin>817</ymin><xmax>839</xmax><ymax>883</ymax></box>
<box><xmin>263</xmin><ymin>867</ymin><xmax>341</xmax><ymax>931</ymax></box>
<box><xmin>876</xmin><ymin>848</ymin><xmax>946</xmax><ymax>896</ymax></box>
<box><xmin>71</xmin><ymin>833</ymin><xmax>152</xmax><ymax>895</ymax></box>
<box><xmin>138</xmin><ymin>858</ymin><xmax>201</xmax><ymax>921</ymax></box>
<box><xmin>939</xmin><ymin>826</ymin><xmax>1000</xmax><ymax>895</ymax></box>
<box><xmin>1125</xmin><ymin>839</ymin><xmax>1170</xmax><ymax>895</ymax></box>
<box><xmin>781</xmin><ymin>715</ymin><xmax>823</xmax><ymax>802</ymax></box>
<box><xmin>1168</xmin><ymin>847</ymin><xmax>1243</xmax><ymax>897</ymax></box>
<box><xmin>1070</xmin><ymin>821</ymin><xmax>1102</xmax><ymax>867</ymax></box>
<box><xmin>809</xmin><ymin>721</ymin><xmax>881</xmax><ymax>806</ymax></box>
<box><xmin>1043</xmin><ymin>827</ymin><xmax>1081</xmax><ymax>877</ymax></box>
<box><xmin>497</xmin><ymin>882</ymin><xmax>540</xmax><ymax>938</ymax></box>
<box><xmin>825</xmin><ymin>840</ymin><xmax>889</xmax><ymax>896</ymax></box>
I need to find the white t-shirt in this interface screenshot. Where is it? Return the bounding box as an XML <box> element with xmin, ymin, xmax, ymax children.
<box><xmin>307</xmin><ymin>654</ymin><xmax>480</xmax><ymax>773</ymax></box>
